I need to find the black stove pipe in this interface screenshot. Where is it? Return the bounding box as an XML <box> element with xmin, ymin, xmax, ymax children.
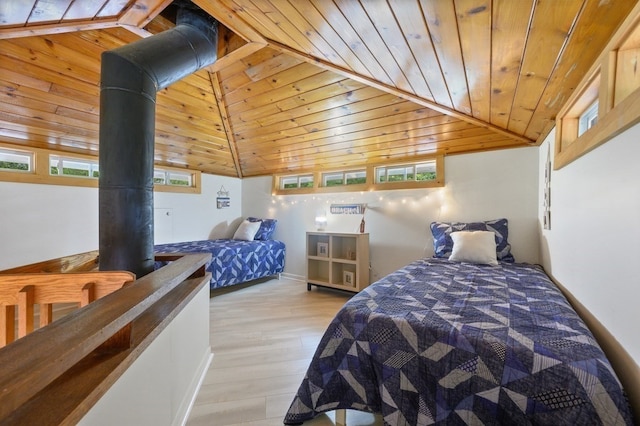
<box><xmin>99</xmin><ymin>6</ymin><xmax>218</xmax><ymax>277</ymax></box>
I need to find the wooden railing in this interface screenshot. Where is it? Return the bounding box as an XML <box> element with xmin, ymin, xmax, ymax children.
<box><xmin>0</xmin><ymin>252</ymin><xmax>211</xmax><ymax>425</ymax></box>
<box><xmin>0</xmin><ymin>271</ymin><xmax>135</xmax><ymax>347</ymax></box>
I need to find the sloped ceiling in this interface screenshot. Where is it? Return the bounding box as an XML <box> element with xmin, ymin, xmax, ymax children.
<box><xmin>0</xmin><ymin>0</ymin><xmax>635</xmax><ymax>177</ymax></box>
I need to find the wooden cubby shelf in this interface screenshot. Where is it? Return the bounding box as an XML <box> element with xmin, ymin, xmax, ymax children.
<box><xmin>306</xmin><ymin>232</ymin><xmax>370</xmax><ymax>293</ymax></box>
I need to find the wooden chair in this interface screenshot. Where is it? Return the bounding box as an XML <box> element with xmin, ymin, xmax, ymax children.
<box><xmin>0</xmin><ymin>271</ymin><xmax>135</xmax><ymax>347</ymax></box>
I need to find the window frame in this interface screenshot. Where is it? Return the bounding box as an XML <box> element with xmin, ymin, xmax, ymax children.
<box><xmin>272</xmin><ymin>155</ymin><xmax>443</xmax><ymax>195</ymax></box>
<box><xmin>0</xmin><ymin>147</ymin><xmax>33</xmax><ymax>173</ymax></box>
<box><xmin>555</xmin><ymin>5</ymin><xmax>640</xmax><ymax>169</ymax></box>
<box><xmin>0</xmin><ymin>143</ymin><xmax>201</xmax><ymax>193</ymax></box>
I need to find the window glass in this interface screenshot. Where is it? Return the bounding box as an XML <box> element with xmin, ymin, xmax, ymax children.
<box><xmin>578</xmin><ymin>100</ymin><xmax>599</xmax><ymax>136</ymax></box>
<box><xmin>50</xmin><ymin>156</ymin><xmax>98</xmax><ymax>178</ymax></box>
<box><xmin>415</xmin><ymin>161</ymin><xmax>437</xmax><ymax>181</ymax></box>
<box><xmin>281</xmin><ymin>176</ymin><xmax>299</xmax><ymax>189</ymax></box>
<box><xmin>375</xmin><ymin>161</ymin><xmax>437</xmax><ymax>183</ymax></box>
<box><xmin>0</xmin><ymin>148</ymin><xmax>31</xmax><ymax>172</ymax></box>
<box><xmin>323</xmin><ymin>172</ymin><xmax>344</xmax><ymax>187</ymax></box>
<box><xmin>345</xmin><ymin>170</ymin><xmax>366</xmax><ymax>185</ymax></box>
<box><xmin>386</xmin><ymin>166</ymin><xmax>409</xmax><ymax>182</ymax></box>
<box><xmin>168</xmin><ymin>172</ymin><xmax>191</xmax><ymax>186</ymax></box>
<box><xmin>153</xmin><ymin>170</ymin><xmax>166</xmax><ymax>184</ymax></box>
<box><xmin>299</xmin><ymin>175</ymin><xmax>314</xmax><ymax>188</ymax></box>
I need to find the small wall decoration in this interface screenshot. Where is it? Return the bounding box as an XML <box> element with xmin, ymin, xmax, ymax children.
<box><xmin>343</xmin><ymin>271</ymin><xmax>355</xmax><ymax>287</ymax></box>
<box><xmin>317</xmin><ymin>242</ymin><xmax>329</xmax><ymax>257</ymax></box>
<box><xmin>216</xmin><ymin>185</ymin><xmax>230</xmax><ymax>209</ymax></box>
<box><xmin>330</xmin><ymin>204</ymin><xmax>366</xmax><ymax>214</ymax></box>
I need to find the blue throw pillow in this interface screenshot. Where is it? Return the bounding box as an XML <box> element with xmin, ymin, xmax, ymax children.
<box><xmin>247</xmin><ymin>217</ymin><xmax>277</xmax><ymax>240</ymax></box>
<box><xmin>430</xmin><ymin>218</ymin><xmax>514</xmax><ymax>262</ymax></box>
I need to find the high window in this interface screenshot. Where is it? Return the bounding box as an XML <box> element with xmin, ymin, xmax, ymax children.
<box><xmin>0</xmin><ymin>148</ymin><xmax>32</xmax><ymax>172</ymax></box>
<box><xmin>273</xmin><ymin>155</ymin><xmax>443</xmax><ymax>195</ymax></box>
<box><xmin>0</xmin><ymin>143</ymin><xmax>201</xmax><ymax>193</ymax></box>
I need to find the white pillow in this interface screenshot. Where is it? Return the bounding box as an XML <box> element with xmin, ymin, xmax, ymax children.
<box><xmin>233</xmin><ymin>220</ymin><xmax>261</xmax><ymax>241</ymax></box>
<box><xmin>449</xmin><ymin>231</ymin><xmax>498</xmax><ymax>265</ymax></box>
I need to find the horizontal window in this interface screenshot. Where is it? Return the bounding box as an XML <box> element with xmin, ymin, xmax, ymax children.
<box><xmin>50</xmin><ymin>156</ymin><xmax>99</xmax><ymax>178</ymax></box>
<box><xmin>273</xmin><ymin>155</ymin><xmax>443</xmax><ymax>195</ymax></box>
<box><xmin>0</xmin><ymin>143</ymin><xmax>201</xmax><ymax>193</ymax></box>
<box><xmin>0</xmin><ymin>148</ymin><xmax>32</xmax><ymax>172</ymax></box>
<box><xmin>375</xmin><ymin>160</ymin><xmax>437</xmax><ymax>184</ymax></box>
<box><xmin>280</xmin><ymin>174</ymin><xmax>314</xmax><ymax>190</ymax></box>
<box><xmin>322</xmin><ymin>170</ymin><xmax>366</xmax><ymax>188</ymax></box>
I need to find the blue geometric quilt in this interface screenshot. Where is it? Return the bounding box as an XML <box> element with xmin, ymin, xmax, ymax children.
<box><xmin>284</xmin><ymin>258</ymin><xmax>633</xmax><ymax>425</ymax></box>
<box><xmin>155</xmin><ymin>239</ymin><xmax>285</xmax><ymax>289</ymax></box>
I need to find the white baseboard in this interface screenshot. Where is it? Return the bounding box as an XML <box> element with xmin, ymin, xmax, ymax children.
<box><xmin>280</xmin><ymin>272</ymin><xmax>305</xmax><ymax>282</ymax></box>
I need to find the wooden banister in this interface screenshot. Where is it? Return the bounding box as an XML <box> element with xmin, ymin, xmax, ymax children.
<box><xmin>0</xmin><ymin>250</ymin><xmax>100</xmax><ymax>274</ymax></box>
<box><xmin>0</xmin><ymin>252</ymin><xmax>211</xmax><ymax>424</ymax></box>
<box><xmin>0</xmin><ymin>271</ymin><xmax>135</xmax><ymax>347</ymax></box>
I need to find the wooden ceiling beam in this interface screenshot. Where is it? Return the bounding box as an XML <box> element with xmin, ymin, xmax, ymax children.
<box><xmin>117</xmin><ymin>0</ymin><xmax>173</xmax><ymax>29</ymax></box>
<box><xmin>210</xmin><ymin>71</ymin><xmax>243</xmax><ymax>178</ymax></box>
<box><xmin>192</xmin><ymin>0</ymin><xmax>268</xmax><ymax>44</ymax></box>
<box><xmin>0</xmin><ymin>19</ymin><xmax>121</xmax><ymax>40</ymax></box>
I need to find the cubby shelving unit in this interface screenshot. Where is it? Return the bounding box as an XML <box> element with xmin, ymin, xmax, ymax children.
<box><xmin>306</xmin><ymin>232</ymin><xmax>370</xmax><ymax>292</ymax></box>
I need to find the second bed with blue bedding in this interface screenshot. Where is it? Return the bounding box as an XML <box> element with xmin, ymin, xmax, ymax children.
<box><xmin>155</xmin><ymin>217</ymin><xmax>285</xmax><ymax>289</ymax></box>
<box><xmin>284</xmin><ymin>258</ymin><xmax>633</xmax><ymax>425</ymax></box>
<box><xmin>155</xmin><ymin>238</ymin><xmax>285</xmax><ymax>289</ymax></box>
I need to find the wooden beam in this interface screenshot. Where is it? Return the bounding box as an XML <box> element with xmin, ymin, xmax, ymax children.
<box><xmin>192</xmin><ymin>0</ymin><xmax>267</xmax><ymax>44</ymax></box>
<box><xmin>117</xmin><ymin>0</ymin><xmax>173</xmax><ymax>29</ymax></box>
<box><xmin>210</xmin><ymin>71</ymin><xmax>243</xmax><ymax>178</ymax></box>
<box><xmin>0</xmin><ymin>19</ymin><xmax>120</xmax><ymax>40</ymax></box>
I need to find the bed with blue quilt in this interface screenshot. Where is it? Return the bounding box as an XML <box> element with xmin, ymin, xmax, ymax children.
<box><xmin>155</xmin><ymin>218</ymin><xmax>285</xmax><ymax>290</ymax></box>
<box><xmin>284</xmin><ymin>219</ymin><xmax>633</xmax><ymax>425</ymax></box>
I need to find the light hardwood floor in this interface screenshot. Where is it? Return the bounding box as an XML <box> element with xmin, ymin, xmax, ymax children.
<box><xmin>186</xmin><ymin>276</ymin><xmax>383</xmax><ymax>426</ymax></box>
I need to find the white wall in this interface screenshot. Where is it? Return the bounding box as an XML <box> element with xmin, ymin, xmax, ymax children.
<box><xmin>155</xmin><ymin>174</ymin><xmax>243</xmax><ymax>242</ymax></box>
<box><xmin>242</xmin><ymin>147</ymin><xmax>539</xmax><ymax>281</ymax></box>
<box><xmin>79</xmin><ymin>283</ymin><xmax>212</xmax><ymax>426</ymax></box>
<box><xmin>0</xmin><ymin>174</ymin><xmax>242</xmax><ymax>270</ymax></box>
<box><xmin>538</xmin><ymin>126</ymin><xmax>640</xmax><ymax>363</ymax></box>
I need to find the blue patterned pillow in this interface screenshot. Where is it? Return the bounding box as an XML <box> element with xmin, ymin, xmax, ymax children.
<box><xmin>247</xmin><ymin>217</ymin><xmax>277</xmax><ymax>240</ymax></box>
<box><xmin>430</xmin><ymin>218</ymin><xmax>514</xmax><ymax>262</ymax></box>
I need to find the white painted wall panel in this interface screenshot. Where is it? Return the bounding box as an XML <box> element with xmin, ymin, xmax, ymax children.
<box><xmin>78</xmin><ymin>283</ymin><xmax>211</xmax><ymax>426</ymax></box>
<box><xmin>0</xmin><ymin>174</ymin><xmax>242</xmax><ymax>270</ymax></box>
<box><xmin>538</xmin><ymin>126</ymin><xmax>640</xmax><ymax>363</ymax></box>
<box><xmin>242</xmin><ymin>147</ymin><xmax>540</xmax><ymax>282</ymax></box>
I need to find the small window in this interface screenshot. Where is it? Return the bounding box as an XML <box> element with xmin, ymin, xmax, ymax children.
<box><xmin>345</xmin><ymin>170</ymin><xmax>366</xmax><ymax>185</ymax></box>
<box><xmin>273</xmin><ymin>155</ymin><xmax>442</xmax><ymax>195</ymax></box>
<box><xmin>280</xmin><ymin>174</ymin><xmax>314</xmax><ymax>190</ymax></box>
<box><xmin>300</xmin><ymin>175</ymin><xmax>314</xmax><ymax>188</ymax></box>
<box><xmin>321</xmin><ymin>170</ymin><xmax>365</xmax><ymax>187</ymax></box>
<box><xmin>375</xmin><ymin>161</ymin><xmax>437</xmax><ymax>184</ymax></box>
<box><xmin>153</xmin><ymin>170</ymin><xmax>166</xmax><ymax>184</ymax></box>
<box><xmin>0</xmin><ymin>148</ymin><xmax>32</xmax><ymax>172</ymax></box>
<box><xmin>167</xmin><ymin>171</ymin><xmax>191</xmax><ymax>186</ymax></box>
<box><xmin>153</xmin><ymin>169</ymin><xmax>196</xmax><ymax>188</ymax></box>
<box><xmin>578</xmin><ymin>100</ymin><xmax>598</xmax><ymax>136</ymax></box>
<box><xmin>323</xmin><ymin>172</ymin><xmax>344</xmax><ymax>187</ymax></box>
<box><xmin>50</xmin><ymin>155</ymin><xmax>99</xmax><ymax>178</ymax></box>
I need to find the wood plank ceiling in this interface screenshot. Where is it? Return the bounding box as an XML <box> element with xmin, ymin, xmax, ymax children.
<box><xmin>0</xmin><ymin>0</ymin><xmax>635</xmax><ymax>178</ymax></box>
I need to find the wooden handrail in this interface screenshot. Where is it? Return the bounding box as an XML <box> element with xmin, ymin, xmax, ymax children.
<box><xmin>0</xmin><ymin>250</ymin><xmax>100</xmax><ymax>274</ymax></box>
<box><xmin>0</xmin><ymin>252</ymin><xmax>211</xmax><ymax>423</ymax></box>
